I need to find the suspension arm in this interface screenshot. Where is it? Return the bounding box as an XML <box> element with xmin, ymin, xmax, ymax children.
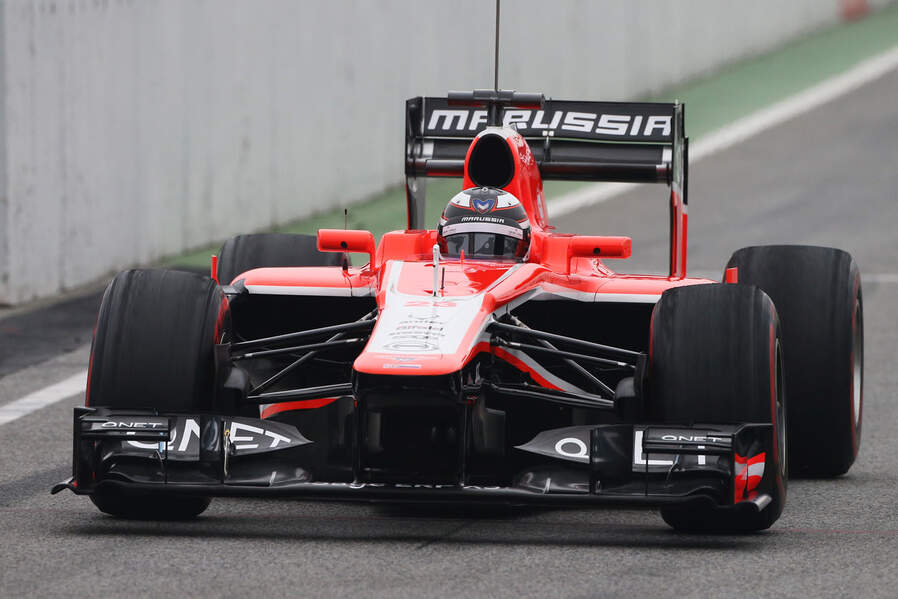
<box><xmin>487</xmin><ymin>321</ymin><xmax>642</xmax><ymax>362</ymax></box>
<box><xmin>487</xmin><ymin>382</ymin><xmax>615</xmax><ymax>410</ymax></box>
<box><xmin>231</xmin><ymin>314</ymin><xmax>377</xmax><ymax>353</ymax></box>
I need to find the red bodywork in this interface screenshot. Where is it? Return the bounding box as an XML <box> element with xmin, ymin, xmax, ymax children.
<box><xmin>236</xmin><ymin>126</ymin><xmax>709</xmax><ymax>382</ymax></box>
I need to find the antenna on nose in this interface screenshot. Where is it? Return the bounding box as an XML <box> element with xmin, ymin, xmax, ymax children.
<box><xmin>494</xmin><ymin>0</ymin><xmax>500</xmax><ymax>93</ymax></box>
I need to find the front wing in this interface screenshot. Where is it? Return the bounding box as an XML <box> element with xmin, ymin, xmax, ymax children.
<box><xmin>53</xmin><ymin>407</ymin><xmax>776</xmax><ymax>516</ymax></box>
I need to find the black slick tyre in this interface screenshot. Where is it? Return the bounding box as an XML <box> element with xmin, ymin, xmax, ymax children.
<box><xmin>217</xmin><ymin>233</ymin><xmax>344</xmax><ymax>285</ymax></box>
<box><xmin>726</xmin><ymin>245</ymin><xmax>862</xmax><ymax>477</ymax></box>
<box><xmin>648</xmin><ymin>284</ymin><xmax>787</xmax><ymax>533</ymax></box>
<box><xmin>90</xmin><ymin>490</ymin><xmax>210</xmax><ymax>521</ymax></box>
<box><xmin>86</xmin><ymin>269</ymin><xmax>230</xmax><ymax>519</ymax></box>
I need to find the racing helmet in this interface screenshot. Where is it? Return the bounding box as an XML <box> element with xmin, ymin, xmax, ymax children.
<box><xmin>437</xmin><ymin>187</ymin><xmax>531</xmax><ymax>260</ymax></box>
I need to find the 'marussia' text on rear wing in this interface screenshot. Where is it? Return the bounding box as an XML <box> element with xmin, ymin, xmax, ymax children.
<box><xmin>404</xmin><ymin>90</ymin><xmax>688</xmax><ymax>276</ymax></box>
<box><xmin>406</xmin><ymin>93</ymin><xmax>686</xmax><ymax>188</ymax></box>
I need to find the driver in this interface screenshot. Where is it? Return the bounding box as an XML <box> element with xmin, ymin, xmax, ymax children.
<box><xmin>437</xmin><ymin>187</ymin><xmax>531</xmax><ymax>260</ymax></box>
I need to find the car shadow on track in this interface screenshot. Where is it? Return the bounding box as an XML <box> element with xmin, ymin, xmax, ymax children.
<box><xmin>57</xmin><ymin>501</ymin><xmax>766</xmax><ymax>550</ymax></box>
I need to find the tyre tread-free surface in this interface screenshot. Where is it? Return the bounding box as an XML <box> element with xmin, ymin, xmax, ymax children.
<box><xmin>91</xmin><ymin>492</ymin><xmax>211</xmax><ymax>520</ymax></box>
<box><xmin>727</xmin><ymin>245</ymin><xmax>862</xmax><ymax>476</ymax></box>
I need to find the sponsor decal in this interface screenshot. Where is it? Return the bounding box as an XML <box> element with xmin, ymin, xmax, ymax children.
<box><xmin>634</xmin><ymin>428</ymin><xmax>731</xmax><ymax>471</ymax></box>
<box><xmin>86</xmin><ymin>418</ymin><xmax>170</xmax><ymax>438</ymax></box>
<box><xmin>424</xmin><ymin>102</ymin><xmax>673</xmax><ymax>142</ymax></box>
<box><xmin>515</xmin><ymin>426</ymin><xmax>725</xmax><ymax>472</ymax></box>
<box><xmin>380</xmin><ymin>313</ymin><xmax>446</xmax><ymax>353</ymax></box>
<box><xmin>554</xmin><ymin>437</ymin><xmax>588</xmax><ymax>460</ymax></box>
<box><xmin>124</xmin><ymin>417</ymin><xmax>203</xmax><ymax>457</ymax></box>
<box><xmin>461</xmin><ymin>215</ymin><xmax>505</xmax><ymax>224</ymax></box>
<box><xmin>632</xmin><ymin>430</ymin><xmax>675</xmax><ymax>469</ymax></box>
<box><xmin>659</xmin><ymin>434</ymin><xmax>728</xmax><ymax>444</ymax></box>
<box><xmin>99</xmin><ymin>420</ymin><xmax>166</xmax><ymax>429</ymax></box>
<box><xmin>404</xmin><ymin>300</ymin><xmax>456</xmax><ymax>308</ymax></box>
<box><xmin>120</xmin><ymin>417</ymin><xmax>309</xmax><ymax>459</ymax></box>
<box><xmin>227</xmin><ymin>421</ymin><xmax>292</xmax><ymax>451</ymax></box>
<box><xmin>515</xmin><ymin>426</ymin><xmax>592</xmax><ymax>464</ymax></box>
<box><xmin>365</xmin><ymin>262</ymin><xmax>485</xmax><ymax>356</ymax></box>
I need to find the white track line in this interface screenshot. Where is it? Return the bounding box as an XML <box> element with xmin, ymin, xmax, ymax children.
<box><xmin>4</xmin><ymin>44</ymin><xmax>898</xmax><ymax>429</ymax></box>
<box><xmin>866</xmin><ymin>274</ymin><xmax>898</xmax><ymax>284</ymax></box>
<box><xmin>549</xmin><ymin>43</ymin><xmax>898</xmax><ymax>218</ymax></box>
<box><xmin>0</xmin><ymin>370</ymin><xmax>87</xmax><ymax>426</ymax></box>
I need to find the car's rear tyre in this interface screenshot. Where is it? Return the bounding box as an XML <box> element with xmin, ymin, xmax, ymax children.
<box><xmin>216</xmin><ymin>233</ymin><xmax>344</xmax><ymax>285</ymax></box>
<box><xmin>648</xmin><ymin>284</ymin><xmax>787</xmax><ymax>533</ymax></box>
<box><xmin>87</xmin><ymin>269</ymin><xmax>229</xmax><ymax>519</ymax></box>
<box><xmin>726</xmin><ymin>245</ymin><xmax>862</xmax><ymax>477</ymax></box>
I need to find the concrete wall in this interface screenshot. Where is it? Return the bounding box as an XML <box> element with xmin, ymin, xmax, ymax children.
<box><xmin>0</xmin><ymin>0</ymin><xmax>863</xmax><ymax>304</ymax></box>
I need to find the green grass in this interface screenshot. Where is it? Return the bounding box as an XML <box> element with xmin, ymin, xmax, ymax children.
<box><xmin>166</xmin><ymin>4</ymin><xmax>898</xmax><ymax>270</ymax></box>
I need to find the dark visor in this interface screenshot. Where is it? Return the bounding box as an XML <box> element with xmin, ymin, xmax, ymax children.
<box><xmin>444</xmin><ymin>233</ymin><xmax>521</xmax><ymax>259</ymax></box>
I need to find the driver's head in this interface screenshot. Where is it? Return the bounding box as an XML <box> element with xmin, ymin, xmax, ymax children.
<box><xmin>437</xmin><ymin>187</ymin><xmax>531</xmax><ymax>260</ymax></box>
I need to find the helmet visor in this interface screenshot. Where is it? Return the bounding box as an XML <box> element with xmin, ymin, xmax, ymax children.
<box><xmin>444</xmin><ymin>233</ymin><xmax>524</xmax><ymax>259</ymax></box>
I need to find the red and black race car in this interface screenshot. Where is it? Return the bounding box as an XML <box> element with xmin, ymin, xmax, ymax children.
<box><xmin>54</xmin><ymin>90</ymin><xmax>863</xmax><ymax>532</ymax></box>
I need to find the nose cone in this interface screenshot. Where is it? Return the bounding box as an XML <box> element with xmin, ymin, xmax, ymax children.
<box><xmin>353</xmin><ymin>261</ymin><xmax>502</xmax><ymax>376</ymax></box>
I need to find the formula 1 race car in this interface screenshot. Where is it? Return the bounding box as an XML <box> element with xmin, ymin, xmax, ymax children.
<box><xmin>54</xmin><ymin>90</ymin><xmax>864</xmax><ymax>532</ymax></box>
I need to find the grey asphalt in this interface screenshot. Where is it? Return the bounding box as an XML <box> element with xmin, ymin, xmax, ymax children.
<box><xmin>2</xmin><ymin>69</ymin><xmax>898</xmax><ymax>599</ymax></box>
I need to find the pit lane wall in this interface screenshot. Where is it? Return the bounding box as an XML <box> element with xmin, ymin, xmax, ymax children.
<box><xmin>0</xmin><ymin>0</ymin><xmax>887</xmax><ymax>304</ymax></box>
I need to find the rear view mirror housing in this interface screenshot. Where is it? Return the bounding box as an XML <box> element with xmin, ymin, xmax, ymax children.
<box><xmin>569</xmin><ymin>236</ymin><xmax>631</xmax><ymax>258</ymax></box>
<box><xmin>568</xmin><ymin>236</ymin><xmax>631</xmax><ymax>270</ymax></box>
<box><xmin>317</xmin><ymin>229</ymin><xmax>376</xmax><ymax>265</ymax></box>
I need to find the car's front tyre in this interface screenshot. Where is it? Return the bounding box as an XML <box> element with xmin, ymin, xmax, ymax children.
<box><xmin>86</xmin><ymin>269</ymin><xmax>230</xmax><ymax>519</ymax></box>
<box><xmin>648</xmin><ymin>283</ymin><xmax>787</xmax><ymax>533</ymax></box>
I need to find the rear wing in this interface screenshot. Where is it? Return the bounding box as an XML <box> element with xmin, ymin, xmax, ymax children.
<box><xmin>404</xmin><ymin>92</ymin><xmax>689</xmax><ymax>277</ymax></box>
<box><xmin>407</xmin><ymin>96</ymin><xmax>685</xmax><ymax>184</ymax></box>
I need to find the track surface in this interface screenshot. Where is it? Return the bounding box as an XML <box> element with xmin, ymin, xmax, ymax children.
<box><xmin>2</xmin><ymin>69</ymin><xmax>898</xmax><ymax>599</ymax></box>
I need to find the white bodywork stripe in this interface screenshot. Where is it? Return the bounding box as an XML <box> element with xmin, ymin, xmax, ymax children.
<box><xmin>245</xmin><ymin>284</ymin><xmax>375</xmax><ymax>297</ymax></box>
<box><xmin>504</xmin><ymin>288</ymin><xmax>660</xmax><ymax>303</ymax></box>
